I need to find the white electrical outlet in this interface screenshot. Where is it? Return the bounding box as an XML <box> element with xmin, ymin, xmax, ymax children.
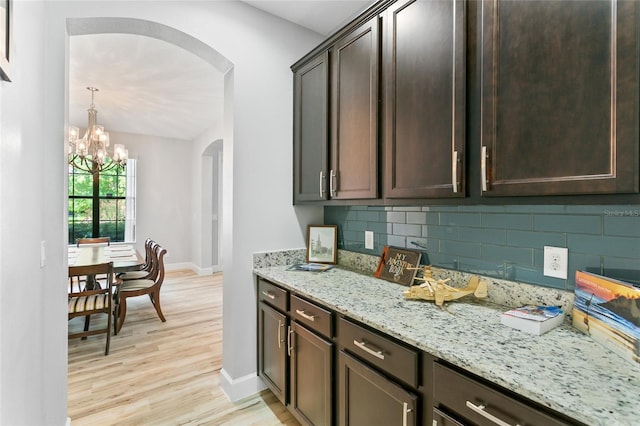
<box><xmin>365</xmin><ymin>231</ymin><xmax>374</xmax><ymax>250</ymax></box>
<box><xmin>543</xmin><ymin>246</ymin><xmax>568</xmax><ymax>279</ymax></box>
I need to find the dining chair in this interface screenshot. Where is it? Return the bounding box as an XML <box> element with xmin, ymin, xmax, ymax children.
<box><xmin>68</xmin><ymin>262</ymin><xmax>117</xmax><ymax>355</ymax></box>
<box><xmin>118</xmin><ymin>238</ymin><xmax>156</xmax><ymax>281</ymax></box>
<box><xmin>76</xmin><ymin>236</ymin><xmax>111</xmax><ymax>246</ymax></box>
<box><xmin>116</xmin><ymin>245</ymin><xmax>168</xmax><ymax>333</ymax></box>
<box><xmin>74</xmin><ymin>236</ymin><xmax>113</xmax><ymax>289</ymax></box>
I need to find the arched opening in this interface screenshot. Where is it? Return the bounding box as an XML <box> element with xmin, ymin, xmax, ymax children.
<box><xmin>66</xmin><ymin>17</ymin><xmax>233</xmax><ymax>274</ymax></box>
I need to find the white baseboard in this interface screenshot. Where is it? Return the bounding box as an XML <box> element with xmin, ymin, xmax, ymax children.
<box><xmin>165</xmin><ymin>262</ymin><xmax>223</xmax><ymax>275</ymax></box>
<box><xmin>165</xmin><ymin>262</ymin><xmax>194</xmax><ymax>272</ymax></box>
<box><xmin>219</xmin><ymin>368</ymin><xmax>266</xmax><ymax>402</ymax></box>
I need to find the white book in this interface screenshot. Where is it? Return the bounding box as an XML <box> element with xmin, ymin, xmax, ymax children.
<box><xmin>500</xmin><ymin>305</ymin><xmax>565</xmax><ymax>335</ymax></box>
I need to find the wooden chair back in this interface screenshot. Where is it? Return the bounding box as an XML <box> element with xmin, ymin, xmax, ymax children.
<box><xmin>116</xmin><ymin>245</ymin><xmax>168</xmax><ymax>333</ymax></box>
<box><xmin>68</xmin><ymin>261</ymin><xmax>115</xmax><ymax>355</ymax></box>
<box><xmin>76</xmin><ymin>236</ymin><xmax>111</xmax><ymax>246</ymax></box>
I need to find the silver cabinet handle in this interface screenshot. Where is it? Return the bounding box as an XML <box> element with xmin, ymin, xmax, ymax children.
<box><xmin>481</xmin><ymin>145</ymin><xmax>488</xmax><ymax>192</ymax></box>
<box><xmin>452</xmin><ymin>150</ymin><xmax>460</xmax><ymax>193</ymax></box>
<box><xmin>465</xmin><ymin>401</ymin><xmax>521</xmax><ymax>426</ymax></box>
<box><xmin>277</xmin><ymin>320</ymin><xmax>283</xmax><ymax>349</ymax></box>
<box><xmin>402</xmin><ymin>402</ymin><xmax>412</xmax><ymax>426</ymax></box>
<box><xmin>287</xmin><ymin>326</ymin><xmax>293</xmax><ymax>357</ymax></box>
<box><xmin>261</xmin><ymin>291</ymin><xmax>275</xmax><ymax>300</ymax></box>
<box><xmin>319</xmin><ymin>171</ymin><xmax>325</xmax><ymax>198</ymax></box>
<box><xmin>329</xmin><ymin>169</ymin><xmax>337</xmax><ymax>197</ymax></box>
<box><xmin>353</xmin><ymin>339</ymin><xmax>385</xmax><ymax>360</ymax></box>
<box><xmin>295</xmin><ymin>309</ymin><xmax>316</xmax><ymax>322</ymax></box>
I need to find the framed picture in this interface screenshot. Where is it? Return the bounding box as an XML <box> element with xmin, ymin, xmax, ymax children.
<box><xmin>0</xmin><ymin>0</ymin><xmax>11</xmax><ymax>82</ymax></box>
<box><xmin>375</xmin><ymin>246</ymin><xmax>422</xmax><ymax>286</ymax></box>
<box><xmin>306</xmin><ymin>225</ymin><xmax>338</xmax><ymax>264</ymax></box>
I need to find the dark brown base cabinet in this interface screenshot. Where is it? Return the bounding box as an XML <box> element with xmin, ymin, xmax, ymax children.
<box><xmin>289</xmin><ymin>322</ymin><xmax>333</xmax><ymax>425</ymax></box>
<box><xmin>257</xmin><ymin>277</ymin><xmax>581</xmax><ymax>426</ymax></box>
<box><xmin>338</xmin><ymin>351</ymin><xmax>417</xmax><ymax>426</ymax></box>
<box><xmin>257</xmin><ymin>278</ymin><xmax>333</xmax><ymax>426</ymax></box>
<box><xmin>433</xmin><ymin>362</ymin><xmax>575</xmax><ymax>426</ymax></box>
<box><xmin>258</xmin><ymin>301</ymin><xmax>288</xmax><ymax>405</ymax></box>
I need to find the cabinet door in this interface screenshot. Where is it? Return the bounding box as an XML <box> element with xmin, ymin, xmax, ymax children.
<box><xmin>290</xmin><ymin>322</ymin><xmax>333</xmax><ymax>425</ymax></box>
<box><xmin>293</xmin><ymin>52</ymin><xmax>329</xmax><ymax>203</ymax></box>
<box><xmin>384</xmin><ymin>0</ymin><xmax>466</xmax><ymax>199</ymax></box>
<box><xmin>481</xmin><ymin>0</ymin><xmax>640</xmax><ymax>196</ymax></box>
<box><xmin>338</xmin><ymin>351</ymin><xmax>417</xmax><ymax>426</ymax></box>
<box><xmin>330</xmin><ymin>16</ymin><xmax>380</xmax><ymax>200</ymax></box>
<box><xmin>258</xmin><ymin>302</ymin><xmax>288</xmax><ymax>405</ymax></box>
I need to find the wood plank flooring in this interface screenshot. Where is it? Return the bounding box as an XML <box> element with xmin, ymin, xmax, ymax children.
<box><xmin>68</xmin><ymin>270</ymin><xmax>300</xmax><ymax>425</ymax></box>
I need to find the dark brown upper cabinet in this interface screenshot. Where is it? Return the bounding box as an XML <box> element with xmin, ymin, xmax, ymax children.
<box><xmin>383</xmin><ymin>0</ymin><xmax>466</xmax><ymax>199</ymax></box>
<box><xmin>480</xmin><ymin>0</ymin><xmax>640</xmax><ymax>197</ymax></box>
<box><xmin>330</xmin><ymin>16</ymin><xmax>381</xmax><ymax>200</ymax></box>
<box><xmin>293</xmin><ymin>51</ymin><xmax>329</xmax><ymax>203</ymax></box>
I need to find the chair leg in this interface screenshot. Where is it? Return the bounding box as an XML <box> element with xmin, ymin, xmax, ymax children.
<box><xmin>82</xmin><ymin>315</ymin><xmax>91</xmax><ymax>340</ymax></box>
<box><xmin>105</xmin><ymin>310</ymin><xmax>112</xmax><ymax>356</ymax></box>
<box><xmin>150</xmin><ymin>290</ymin><xmax>166</xmax><ymax>322</ymax></box>
<box><xmin>117</xmin><ymin>297</ymin><xmax>127</xmax><ymax>334</ymax></box>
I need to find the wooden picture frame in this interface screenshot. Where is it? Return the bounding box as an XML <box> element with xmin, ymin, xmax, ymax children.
<box><xmin>0</xmin><ymin>0</ymin><xmax>11</xmax><ymax>82</ymax></box>
<box><xmin>375</xmin><ymin>246</ymin><xmax>422</xmax><ymax>286</ymax></box>
<box><xmin>306</xmin><ymin>225</ymin><xmax>338</xmax><ymax>264</ymax></box>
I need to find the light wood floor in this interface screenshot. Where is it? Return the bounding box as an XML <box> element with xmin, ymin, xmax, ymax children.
<box><xmin>68</xmin><ymin>270</ymin><xmax>300</xmax><ymax>425</ymax></box>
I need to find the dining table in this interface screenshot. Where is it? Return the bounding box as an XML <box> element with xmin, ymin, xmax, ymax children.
<box><xmin>68</xmin><ymin>244</ymin><xmax>145</xmax><ymax>288</ymax></box>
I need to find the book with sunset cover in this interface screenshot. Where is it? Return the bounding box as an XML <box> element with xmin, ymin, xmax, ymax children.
<box><xmin>573</xmin><ymin>271</ymin><xmax>640</xmax><ymax>366</ymax></box>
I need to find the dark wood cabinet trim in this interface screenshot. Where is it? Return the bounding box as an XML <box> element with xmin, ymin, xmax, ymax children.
<box><xmin>480</xmin><ymin>0</ymin><xmax>640</xmax><ymax>197</ymax></box>
<box><xmin>383</xmin><ymin>0</ymin><xmax>467</xmax><ymax>199</ymax></box>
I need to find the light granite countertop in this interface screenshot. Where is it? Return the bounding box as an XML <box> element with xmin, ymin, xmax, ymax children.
<box><xmin>253</xmin><ymin>251</ymin><xmax>640</xmax><ymax>426</ymax></box>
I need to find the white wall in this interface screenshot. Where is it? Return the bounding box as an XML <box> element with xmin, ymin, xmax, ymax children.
<box><xmin>0</xmin><ymin>1</ymin><xmax>327</xmax><ymax>424</ymax></box>
<box><xmin>0</xmin><ymin>1</ymin><xmax>67</xmax><ymax>424</ymax></box>
<box><xmin>110</xmin><ymin>131</ymin><xmax>192</xmax><ymax>266</ymax></box>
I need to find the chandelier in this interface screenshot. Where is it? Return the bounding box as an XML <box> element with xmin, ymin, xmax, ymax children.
<box><xmin>68</xmin><ymin>87</ymin><xmax>128</xmax><ymax>174</ymax></box>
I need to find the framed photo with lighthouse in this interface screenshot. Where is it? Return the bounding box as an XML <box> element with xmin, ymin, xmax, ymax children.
<box><xmin>306</xmin><ymin>225</ymin><xmax>338</xmax><ymax>264</ymax></box>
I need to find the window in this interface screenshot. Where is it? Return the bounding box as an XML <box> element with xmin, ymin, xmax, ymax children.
<box><xmin>68</xmin><ymin>160</ymin><xmax>136</xmax><ymax>243</ymax></box>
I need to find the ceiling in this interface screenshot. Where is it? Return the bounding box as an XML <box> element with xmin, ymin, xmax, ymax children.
<box><xmin>69</xmin><ymin>1</ymin><xmax>374</xmax><ymax>141</ymax></box>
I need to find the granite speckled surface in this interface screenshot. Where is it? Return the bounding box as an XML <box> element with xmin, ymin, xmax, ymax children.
<box><xmin>253</xmin><ymin>250</ymin><xmax>640</xmax><ymax>426</ymax></box>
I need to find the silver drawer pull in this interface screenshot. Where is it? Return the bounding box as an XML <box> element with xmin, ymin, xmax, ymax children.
<box><xmin>353</xmin><ymin>339</ymin><xmax>385</xmax><ymax>360</ymax></box>
<box><xmin>452</xmin><ymin>150</ymin><xmax>459</xmax><ymax>193</ymax></box>
<box><xmin>481</xmin><ymin>145</ymin><xmax>489</xmax><ymax>192</ymax></box>
<box><xmin>277</xmin><ymin>320</ymin><xmax>284</xmax><ymax>349</ymax></box>
<box><xmin>295</xmin><ymin>309</ymin><xmax>316</xmax><ymax>321</ymax></box>
<box><xmin>465</xmin><ymin>401</ymin><xmax>521</xmax><ymax>426</ymax></box>
<box><xmin>402</xmin><ymin>402</ymin><xmax>412</xmax><ymax>426</ymax></box>
<box><xmin>319</xmin><ymin>171</ymin><xmax>325</xmax><ymax>198</ymax></box>
<box><xmin>261</xmin><ymin>291</ymin><xmax>275</xmax><ymax>300</ymax></box>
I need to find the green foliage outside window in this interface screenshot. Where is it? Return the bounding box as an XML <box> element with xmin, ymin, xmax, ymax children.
<box><xmin>68</xmin><ymin>164</ymin><xmax>128</xmax><ymax>243</ymax></box>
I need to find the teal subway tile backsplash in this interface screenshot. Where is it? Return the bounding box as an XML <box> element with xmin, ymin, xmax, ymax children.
<box><xmin>604</xmin><ymin>216</ymin><xmax>640</xmax><ymax>237</ymax></box>
<box><xmin>535</xmin><ymin>214</ymin><xmax>602</xmax><ymax>234</ymax></box>
<box><xmin>481</xmin><ymin>213</ymin><xmax>533</xmax><ymax>230</ymax></box>
<box><xmin>507</xmin><ymin>230</ymin><xmax>565</xmax><ymax>248</ymax></box>
<box><xmin>324</xmin><ymin>204</ymin><xmax>640</xmax><ymax>290</ymax></box>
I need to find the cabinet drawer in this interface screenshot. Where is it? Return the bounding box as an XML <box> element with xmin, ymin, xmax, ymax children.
<box><xmin>434</xmin><ymin>363</ymin><xmax>570</xmax><ymax>426</ymax></box>
<box><xmin>337</xmin><ymin>317</ymin><xmax>418</xmax><ymax>388</ymax></box>
<box><xmin>290</xmin><ymin>294</ymin><xmax>332</xmax><ymax>338</ymax></box>
<box><xmin>258</xmin><ymin>279</ymin><xmax>288</xmax><ymax>312</ymax></box>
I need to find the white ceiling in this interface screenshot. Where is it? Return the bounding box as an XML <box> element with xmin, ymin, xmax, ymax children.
<box><xmin>69</xmin><ymin>1</ymin><xmax>374</xmax><ymax>141</ymax></box>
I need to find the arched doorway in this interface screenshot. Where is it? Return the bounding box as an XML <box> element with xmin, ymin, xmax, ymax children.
<box><xmin>67</xmin><ymin>17</ymin><xmax>232</xmax><ymax>273</ymax></box>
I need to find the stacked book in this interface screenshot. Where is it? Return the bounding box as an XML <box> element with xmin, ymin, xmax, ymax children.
<box><xmin>500</xmin><ymin>305</ymin><xmax>565</xmax><ymax>335</ymax></box>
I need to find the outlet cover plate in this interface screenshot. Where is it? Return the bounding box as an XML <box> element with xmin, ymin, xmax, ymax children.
<box><xmin>365</xmin><ymin>231</ymin><xmax>374</xmax><ymax>250</ymax></box>
<box><xmin>543</xmin><ymin>246</ymin><xmax>568</xmax><ymax>279</ymax></box>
